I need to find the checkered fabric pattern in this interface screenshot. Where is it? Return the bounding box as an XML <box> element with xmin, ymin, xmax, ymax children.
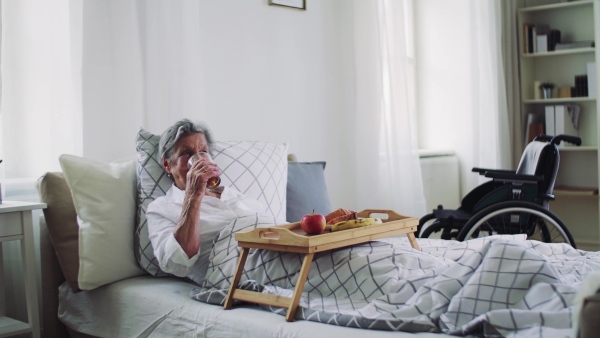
<box><xmin>135</xmin><ymin>129</ymin><xmax>174</xmax><ymax>276</ymax></box>
<box><xmin>212</xmin><ymin>141</ymin><xmax>288</xmax><ymax>222</ymax></box>
<box><xmin>191</xmin><ymin>217</ymin><xmax>600</xmax><ymax>336</ymax></box>
<box><xmin>134</xmin><ymin>129</ymin><xmax>289</xmax><ymax>276</ymax></box>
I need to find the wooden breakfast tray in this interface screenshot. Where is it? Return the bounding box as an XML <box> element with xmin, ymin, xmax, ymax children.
<box><xmin>224</xmin><ymin>209</ymin><xmax>420</xmax><ymax>322</ymax></box>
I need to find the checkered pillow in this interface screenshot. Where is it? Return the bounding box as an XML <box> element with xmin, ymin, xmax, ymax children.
<box><xmin>134</xmin><ymin>128</ymin><xmax>288</xmax><ymax>276</ymax></box>
<box><xmin>135</xmin><ymin>129</ymin><xmax>174</xmax><ymax>276</ymax></box>
<box><xmin>212</xmin><ymin>141</ymin><xmax>288</xmax><ymax>222</ymax></box>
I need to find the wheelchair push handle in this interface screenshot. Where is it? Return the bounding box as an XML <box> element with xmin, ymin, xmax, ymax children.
<box><xmin>534</xmin><ymin>134</ymin><xmax>582</xmax><ymax>146</ymax></box>
<box><xmin>554</xmin><ymin>134</ymin><xmax>582</xmax><ymax>146</ymax></box>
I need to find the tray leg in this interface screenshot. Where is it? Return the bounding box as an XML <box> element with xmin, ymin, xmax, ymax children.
<box><xmin>224</xmin><ymin>247</ymin><xmax>250</xmax><ymax>310</ymax></box>
<box><xmin>285</xmin><ymin>252</ymin><xmax>315</xmax><ymax>322</ymax></box>
<box><xmin>407</xmin><ymin>232</ymin><xmax>420</xmax><ymax>250</ymax></box>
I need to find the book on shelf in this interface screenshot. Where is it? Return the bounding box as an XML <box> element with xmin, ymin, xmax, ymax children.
<box><xmin>555</xmin><ymin>105</ymin><xmax>578</xmax><ymax>147</ymax></box>
<box><xmin>523</xmin><ymin>24</ymin><xmax>550</xmax><ymax>54</ymax></box>
<box><xmin>574</xmin><ymin>74</ymin><xmax>589</xmax><ymax>97</ymax></box>
<box><xmin>525</xmin><ymin>112</ymin><xmax>544</xmax><ymax>144</ymax></box>
<box><xmin>548</xmin><ymin>29</ymin><xmax>561</xmax><ymax>51</ymax></box>
<box><xmin>522</xmin><ymin>25</ymin><xmax>560</xmax><ymax>54</ymax></box>
<box><xmin>588</xmin><ymin>62</ymin><xmax>597</xmax><ymax>98</ymax></box>
<box><xmin>540</xmin><ymin>104</ymin><xmax>580</xmax><ymax>145</ymax></box>
<box><xmin>545</xmin><ymin>105</ymin><xmax>555</xmax><ymax>136</ymax></box>
<box><xmin>531</xmin><ymin>24</ymin><xmax>549</xmax><ymax>53</ymax></box>
<box><xmin>523</xmin><ymin>23</ymin><xmax>533</xmax><ymax>54</ymax></box>
<box><xmin>555</xmin><ymin>40</ymin><xmax>595</xmax><ymax>51</ymax></box>
<box><xmin>536</xmin><ymin>34</ymin><xmax>548</xmax><ymax>53</ymax></box>
<box><xmin>553</xmin><ymin>186</ymin><xmax>599</xmax><ymax>197</ymax></box>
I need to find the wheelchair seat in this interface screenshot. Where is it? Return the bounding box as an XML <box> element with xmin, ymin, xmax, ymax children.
<box><xmin>417</xmin><ymin>134</ymin><xmax>581</xmax><ymax>248</ymax></box>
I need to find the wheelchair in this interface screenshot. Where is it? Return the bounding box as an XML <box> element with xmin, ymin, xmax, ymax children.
<box><xmin>417</xmin><ymin>134</ymin><xmax>581</xmax><ymax>248</ymax></box>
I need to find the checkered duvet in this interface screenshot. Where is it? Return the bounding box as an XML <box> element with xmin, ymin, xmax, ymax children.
<box><xmin>190</xmin><ymin>214</ymin><xmax>600</xmax><ymax>337</ymax></box>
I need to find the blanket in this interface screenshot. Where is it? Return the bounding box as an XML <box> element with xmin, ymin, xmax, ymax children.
<box><xmin>190</xmin><ymin>214</ymin><xmax>600</xmax><ymax>337</ymax></box>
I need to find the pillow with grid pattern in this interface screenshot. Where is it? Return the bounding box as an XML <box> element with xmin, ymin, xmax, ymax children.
<box><xmin>212</xmin><ymin>141</ymin><xmax>288</xmax><ymax>222</ymax></box>
<box><xmin>135</xmin><ymin>129</ymin><xmax>174</xmax><ymax>276</ymax></box>
<box><xmin>135</xmin><ymin>128</ymin><xmax>288</xmax><ymax>276</ymax></box>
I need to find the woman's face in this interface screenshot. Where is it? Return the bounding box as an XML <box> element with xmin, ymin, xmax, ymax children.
<box><xmin>163</xmin><ymin>133</ymin><xmax>209</xmax><ymax>190</ymax></box>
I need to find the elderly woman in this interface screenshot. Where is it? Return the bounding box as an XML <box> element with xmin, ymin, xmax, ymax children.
<box><xmin>146</xmin><ymin>119</ymin><xmax>264</xmax><ymax>285</ymax></box>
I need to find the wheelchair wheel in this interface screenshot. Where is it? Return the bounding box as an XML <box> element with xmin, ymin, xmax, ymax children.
<box><xmin>456</xmin><ymin>201</ymin><xmax>576</xmax><ymax>248</ymax></box>
<box><xmin>417</xmin><ymin>213</ymin><xmax>437</xmax><ymax>238</ymax></box>
<box><xmin>420</xmin><ymin>221</ymin><xmax>442</xmax><ymax>239</ymax></box>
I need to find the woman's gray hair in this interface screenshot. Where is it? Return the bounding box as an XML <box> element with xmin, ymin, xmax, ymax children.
<box><xmin>159</xmin><ymin>119</ymin><xmax>214</xmax><ymax>161</ymax></box>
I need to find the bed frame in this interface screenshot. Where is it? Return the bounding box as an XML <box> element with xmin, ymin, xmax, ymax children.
<box><xmin>40</xmin><ymin>218</ymin><xmax>93</xmax><ymax>338</ymax></box>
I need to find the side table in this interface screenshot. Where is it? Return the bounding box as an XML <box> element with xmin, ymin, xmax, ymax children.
<box><xmin>0</xmin><ymin>201</ymin><xmax>46</xmax><ymax>338</ymax></box>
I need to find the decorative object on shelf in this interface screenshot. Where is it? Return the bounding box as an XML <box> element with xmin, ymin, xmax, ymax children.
<box><xmin>534</xmin><ymin>80</ymin><xmax>542</xmax><ymax>100</ymax></box>
<box><xmin>539</xmin><ymin>82</ymin><xmax>555</xmax><ymax>99</ymax></box>
<box><xmin>558</xmin><ymin>86</ymin><xmax>572</xmax><ymax>98</ymax></box>
<box><xmin>269</xmin><ymin>0</ymin><xmax>306</xmax><ymax>10</ymax></box>
<box><xmin>568</xmin><ymin>104</ymin><xmax>581</xmax><ymax>130</ymax></box>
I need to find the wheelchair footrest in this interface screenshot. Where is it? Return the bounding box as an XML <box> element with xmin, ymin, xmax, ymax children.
<box><xmin>432</xmin><ymin>209</ymin><xmax>472</xmax><ymax>223</ymax></box>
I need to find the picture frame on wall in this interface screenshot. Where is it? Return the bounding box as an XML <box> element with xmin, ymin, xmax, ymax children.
<box><xmin>269</xmin><ymin>0</ymin><xmax>306</xmax><ymax>10</ymax></box>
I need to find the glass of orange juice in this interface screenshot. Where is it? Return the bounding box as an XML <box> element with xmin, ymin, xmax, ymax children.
<box><xmin>188</xmin><ymin>152</ymin><xmax>221</xmax><ymax>189</ymax></box>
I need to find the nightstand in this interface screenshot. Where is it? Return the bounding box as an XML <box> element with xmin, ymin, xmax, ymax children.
<box><xmin>0</xmin><ymin>201</ymin><xmax>46</xmax><ymax>338</ymax></box>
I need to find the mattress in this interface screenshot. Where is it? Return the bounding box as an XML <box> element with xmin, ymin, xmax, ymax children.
<box><xmin>58</xmin><ymin>275</ymin><xmax>452</xmax><ymax>337</ymax></box>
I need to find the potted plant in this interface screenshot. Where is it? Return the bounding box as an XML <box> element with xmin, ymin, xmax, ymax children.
<box><xmin>539</xmin><ymin>82</ymin><xmax>556</xmax><ymax>99</ymax></box>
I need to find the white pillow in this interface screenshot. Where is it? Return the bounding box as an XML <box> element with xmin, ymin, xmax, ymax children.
<box><xmin>213</xmin><ymin>141</ymin><xmax>289</xmax><ymax>222</ymax></box>
<box><xmin>60</xmin><ymin>154</ymin><xmax>145</xmax><ymax>290</ymax></box>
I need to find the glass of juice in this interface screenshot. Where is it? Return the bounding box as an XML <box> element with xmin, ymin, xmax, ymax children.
<box><xmin>188</xmin><ymin>152</ymin><xmax>221</xmax><ymax>189</ymax></box>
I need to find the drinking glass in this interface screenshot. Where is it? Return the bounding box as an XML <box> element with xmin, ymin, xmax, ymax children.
<box><xmin>188</xmin><ymin>152</ymin><xmax>221</xmax><ymax>189</ymax></box>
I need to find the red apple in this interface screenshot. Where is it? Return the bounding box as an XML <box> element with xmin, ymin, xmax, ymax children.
<box><xmin>300</xmin><ymin>210</ymin><xmax>326</xmax><ymax>235</ymax></box>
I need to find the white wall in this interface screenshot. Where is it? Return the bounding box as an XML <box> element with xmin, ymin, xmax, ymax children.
<box><xmin>80</xmin><ymin>0</ymin><xmax>356</xmax><ymax>210</ymax></box>
<box><xmin>196</xmin><ymin>1</ymin><xmax>356</xmax><ymax>209</ymax></box>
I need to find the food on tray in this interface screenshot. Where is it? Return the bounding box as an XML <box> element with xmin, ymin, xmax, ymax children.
<box><xmin>300</xmin><ymin>210</ymin><xmax>326</xmax><ymax>234</ymax></box>
<box><xmin>328</xmin><ymin>212</ymin><xmax>358</xmax><ymax>225</ymax></box>
<box><xmin>325</xmin><ymin>208</ymin><xmax>356</xmax><ymax>225</ymax></box>
<box><xmin>331</xmin><ymin>217</ymin><xmax>383</xmax><ymax>232</ymax></box>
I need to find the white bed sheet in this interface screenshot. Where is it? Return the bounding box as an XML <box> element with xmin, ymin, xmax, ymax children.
<box><xmin>58</xmin><ymin>275</ymin><xmax>453</xmax><ymax>337</ymax></box>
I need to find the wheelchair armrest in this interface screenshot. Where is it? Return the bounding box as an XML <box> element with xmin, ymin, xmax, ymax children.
<box><xmin>472</xmin><ymin>167</ymin><xmax>517</xmax><ymax>176</ymax></box>
<box><xmin>484</xmin><ymin>171</ymin><xmax>543</xmax><ymax>183</ymax></box>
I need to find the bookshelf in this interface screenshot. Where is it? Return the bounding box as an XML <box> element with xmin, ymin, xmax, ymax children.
<box><xmin>517</xmin><ymin>0</ymin><xmax>600</xmax><ymax>251</ymax></box>
<box><xmin>523</xmin><ymin>97</ymin><xmax>595</xmax><ymax>104</ymax></box>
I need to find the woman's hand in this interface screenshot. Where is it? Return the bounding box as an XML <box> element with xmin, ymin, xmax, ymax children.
<box><xmin>185</xmin><ymin>156</ymin><xmax>221</xmax><ymax>198</ymax></box>
<box><xmin>176</xmin><ymin>157</ymin><xmax>220</xmax><ymax>259</ymax></box>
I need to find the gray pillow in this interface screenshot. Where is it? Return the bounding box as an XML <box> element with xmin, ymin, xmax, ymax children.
<box><xmin>286</xmin><ymin>161</ymin><xmax>332</xmax><ymax>222</ymax></box>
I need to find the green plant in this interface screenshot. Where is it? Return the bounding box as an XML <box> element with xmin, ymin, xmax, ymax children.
<box><xmin>539</xmin><ymin>82</ymin><xmax>556</xmax><ymax>89</ymax></box>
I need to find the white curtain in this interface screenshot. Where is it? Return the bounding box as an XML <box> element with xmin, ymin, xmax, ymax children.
<box><xmin>503</xmin><ymin>0</ymin><xmax>525</xmax><ymax>166</ymax></box>
<box><xmin>466</xmin><ymin>0</ymin><xmax>512</xmax><ymax>189</ymax></box>
<box><xmin>1</xmin><ymin>0</ymin><xmax>83</xmax><ymax>180</ymax></box>
<box><xmin>0</xmin><ymin>0</ymin><xmax>203</xmax><ymax>323</ymax></box>
<box><xmin>70</xmin><ymin>0</ymin><xmax>203</xmax><ymax>162</ymax></box>
<box><xmin>353</xmin><ymin>0</ymin><xmax>426</xmax><ymax>217</ymax></box>
<box><xmin>1</xmin><ymin>0</ymin><xmax>203</xmax><ymax>176</ymax></box>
